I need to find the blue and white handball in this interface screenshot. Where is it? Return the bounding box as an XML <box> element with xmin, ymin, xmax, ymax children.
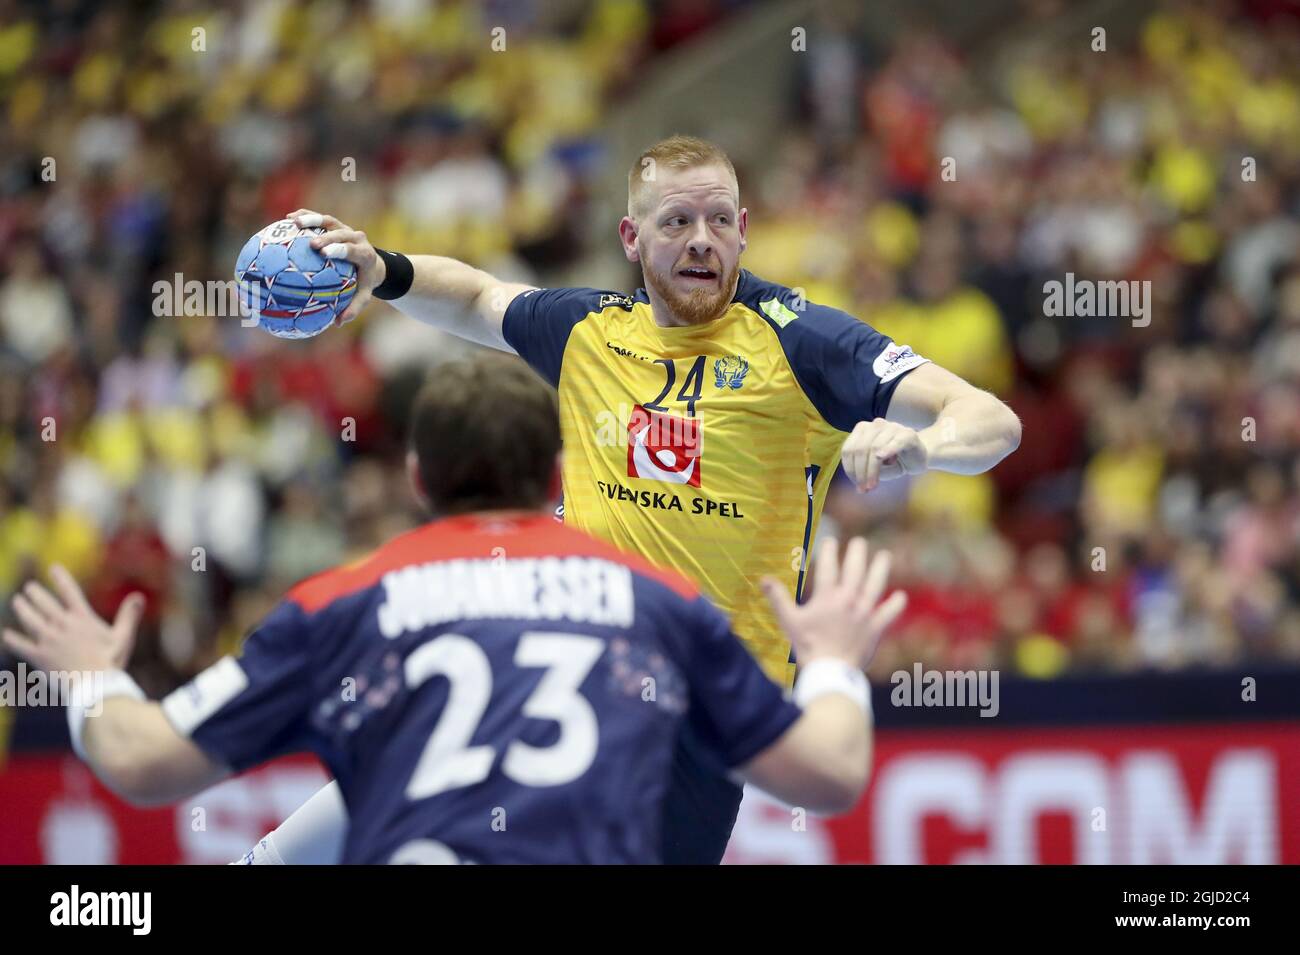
<box><xmin>234</xmin><ymin>219</ymin><xmax>357</xmax><ymax>339</ymax></box>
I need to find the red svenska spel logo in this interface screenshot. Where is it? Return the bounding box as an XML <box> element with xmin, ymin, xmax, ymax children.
<box><xmin>627</xmin><ymin>405</ymin><xmax>701</xmax><ymax>487</ymax></box>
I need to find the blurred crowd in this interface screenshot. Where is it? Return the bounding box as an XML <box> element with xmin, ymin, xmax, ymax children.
<box><xmin>0</xmin><ymin>0</ymin><xmax>693</xmax><ymax>700</ymax></box>
<box><xmin>758</xmin><ymin>1</ymin><xmax>1300</xmax><ymax>677</ymax></box>
<box><xmin>0</xmin><ymin>0</ymin><xmax>1297</xmax><ymax>719</ymax></box>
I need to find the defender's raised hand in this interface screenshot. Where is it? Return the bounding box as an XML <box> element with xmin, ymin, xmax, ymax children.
<box><xmin>761</xmin><ymin>537</ymin><xmax>907</xmax><ymax>671</ymax></box>
<box><xmin>4</xmin><ymin>565</ymin><xmax>145</xmax><ymax>674</ymax></box>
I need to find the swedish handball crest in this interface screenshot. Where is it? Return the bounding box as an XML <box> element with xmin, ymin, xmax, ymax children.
<box><xmin>713</xmin><ymin>355</ymin><xmax>749</xmax><ymax>390</ymax></box>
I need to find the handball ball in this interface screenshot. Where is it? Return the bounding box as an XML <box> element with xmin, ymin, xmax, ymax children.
<box><xmin>234</xmin><ymin>219</ymin><xmax>357</xmax><ymax>339</ymax></box>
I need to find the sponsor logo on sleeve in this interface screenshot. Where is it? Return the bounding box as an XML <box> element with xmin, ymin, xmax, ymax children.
<box><xmin>873</xmin><ymin>342</ymin><xmax>929</xmax><ymax>382</ymax></box>
<box><xmin>759</xmin><ymin>297</ymin><xmax>800</xmax><ymax>328</ymax></box>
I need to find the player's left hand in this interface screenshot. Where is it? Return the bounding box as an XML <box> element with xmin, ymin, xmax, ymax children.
<box><xmin>840</xmin><ymin>418</ymin><xmax>929</xmax><ymax>492</ymax></box>
<box><xmin>3</xmin><ymin>565</ymin><xmax>145</xmax><ymax>674</ymax></box>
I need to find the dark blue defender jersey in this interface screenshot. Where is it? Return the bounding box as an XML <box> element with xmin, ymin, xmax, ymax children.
<box><xmin>160</xmin><ymin>512</ymin><xmax>800</xmax><ymax>863</ymax></box>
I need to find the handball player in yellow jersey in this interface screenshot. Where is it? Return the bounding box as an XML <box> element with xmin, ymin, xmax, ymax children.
<box><xmin>253</xmin><ymin>135</ymin><xmax>1020</xmax><ymax>865</ymax></box>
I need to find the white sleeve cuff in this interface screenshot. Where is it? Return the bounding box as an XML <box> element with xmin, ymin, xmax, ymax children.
<box><xmin>66</xmin><ymin>669</ymin><xmax>145</xmax><ymax>761</ymax></box>
<box><xmin>793</xmin><ymin>658</ymin><xmax>871</xmax><ymax>716</ymax></box>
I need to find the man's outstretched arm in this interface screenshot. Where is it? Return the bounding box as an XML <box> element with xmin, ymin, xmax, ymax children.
<box><xmin>287</xmin><ymin>210</ymin><xmax>535</xmax><ymax>350</ymax></box>
<box><xmin>81</xmin><ymin>697</ymin><xmax>229</xmax><ymax>806</ymax></box>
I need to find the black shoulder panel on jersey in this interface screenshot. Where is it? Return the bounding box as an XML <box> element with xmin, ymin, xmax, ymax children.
<box><xmin>733</xmin><ymin>269</ymin><xmax>926</xmax><ymax>432</ymax></box>
<box><xmin>503</xmin><ymin>287</ymin><xmax>629</xmax><ymax>386</ymax></box>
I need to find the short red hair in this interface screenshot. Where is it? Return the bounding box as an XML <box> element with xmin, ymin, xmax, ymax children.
<box><xmin>627</xmin><ymin>135</ymin><xmax>739</xmax><ymax>220</ymax></box>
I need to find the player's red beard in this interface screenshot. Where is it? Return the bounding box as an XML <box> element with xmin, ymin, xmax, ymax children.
<box><xmin>643</xmin><ymin>251</ymin><xmax>740</xmax><ymax>325</ymax></box>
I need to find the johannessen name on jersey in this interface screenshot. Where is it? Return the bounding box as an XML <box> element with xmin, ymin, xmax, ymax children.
<box><xmin>503</xmin><ymin>269</ymin><xmax>928</xmax><ymax>686</ymax></box>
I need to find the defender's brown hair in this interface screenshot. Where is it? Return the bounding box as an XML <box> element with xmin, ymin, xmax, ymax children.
<box><xmin>409</xmin><ymin>353</ymin><xmax>560</xmax><ymax>514</ymax></box>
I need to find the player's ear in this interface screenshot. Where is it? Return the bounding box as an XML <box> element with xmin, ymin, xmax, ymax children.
<box><xmin>618</xmin><ymin>217</ymin><xmax>640</xmax><ymax>263</ymax></box>
<box><xmin>406</xmin><ymin>450</ymin><xmax>431</xmax><ymax>514</ymax></box>
<box><xmin>738</xmin><ymin>207</ymin><xmax>748</xmax><ymax>253</ymax></box>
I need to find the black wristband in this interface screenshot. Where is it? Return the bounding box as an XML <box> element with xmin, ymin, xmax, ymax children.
<box><xmin>372</xmin><ymin>248</ymin><xmax>414</xmax><ymax>300</ymax></box>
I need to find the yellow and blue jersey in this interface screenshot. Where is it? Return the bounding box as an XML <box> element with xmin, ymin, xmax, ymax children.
<box><xmin>503</xmin><ymin>269</ymin><xmax>929</xmax><ymax>686</ymax></box>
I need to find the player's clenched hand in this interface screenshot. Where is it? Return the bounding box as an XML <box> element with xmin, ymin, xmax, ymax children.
<box><xmin>3</xmin><ymin>565</ymin><xmax>145</xmax><ymax>673</ymax></box>
<box><xmin>761</xmin><ymin>537</ymin><xmax>906</xmax><ymax>671</ymax></box>
<box><xmin>287</xmin><ymin>209</ymin><xmax>386</xmax><ymax>327</ymax></box>
<box><xmin>840</xmin><ymin>418</ymin><xmax>928</xmax><ymax>492</ymax></box>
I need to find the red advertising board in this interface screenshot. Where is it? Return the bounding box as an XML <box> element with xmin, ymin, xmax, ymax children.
<box><xmin>0</xmin><ymin>754</ymin><xmax>330</xmax><ymax>865</ymax></box>
<box><xmin>724</xmin><ymin>722</ymin><xmax>1300</xmax><ymax>864</ymax></box>
<box><xmin>2</xmin><ymin>722</ymin><xmax>1296</xmax><ymax>864</ymax></box>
